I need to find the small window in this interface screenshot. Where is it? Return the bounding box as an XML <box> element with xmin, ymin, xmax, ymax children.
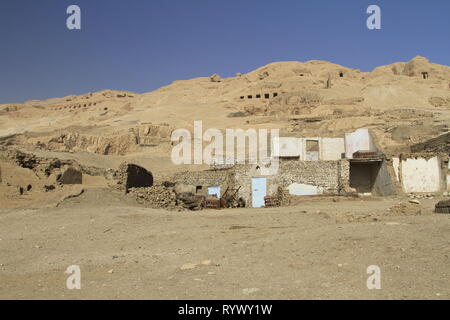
<box><xmin>256</xmin><ymin>94</ymin><xmax>261</xmax><ymax>98</ymax></box>
<box><xmin>273</xmin><ymin>93</ymin><xmax>278</xmax><ymax>97</ymax></box>
<box><xmin>339</xmin><ymin>72</ymin><xmax>344</xmax><ymax>78</ymax></box>
<box><xmin>196</xmin><ymin>186</ymin><xmax>203</xmax><ymax>193</ymax></box>
<box><xmin>240</xmin><ymin>96</ymin><xmax>245</xmax><ymax>99</ymax></box>
<box><xmin>248</xmin><ymin>95</ymin><xmax>253</xmax><ymax>99</ymax></box>
<box><xmin>264</xmin><ymin>93</ymin><xmax>270</xmax><ymax>99</ymax></box>
<box><xmin>306</xmin><ymin>140</ymin><xmax>320</xmax><ymax>161</ymax></box>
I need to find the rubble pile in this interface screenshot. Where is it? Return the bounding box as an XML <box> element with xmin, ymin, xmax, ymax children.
<box><xmin>2</xmin><ymin>149</ymin><xmax>114</xmax><ymax>180</ymax></box>
<box><xmin>177</xmin><ymin>192</ymin><xmax>206</xmax><ymax>211</ymax></box>
<box><xmin>127</xmin><ymin>186</ymin><xmax>211</xmax><ymax>211</ymax></box>
<box><xmin>128</xmin><ymin>186</ymin><xmax>180</xmax><ymax>210</ymax></box>
<box><xmin>408</xmin><ymin>193</ymin><xmax>435</xmax><ymax>200</ymax></box>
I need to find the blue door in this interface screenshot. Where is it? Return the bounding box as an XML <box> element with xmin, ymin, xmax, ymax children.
<box><xmin>208</xmin><ymin>186</ymin><xmax>221</xmax><ymax>198</ymax></box>
<box><xmin>252</xmin><ymin>178</ymin><xmax>267</xmax><ymax>208</ymax></box>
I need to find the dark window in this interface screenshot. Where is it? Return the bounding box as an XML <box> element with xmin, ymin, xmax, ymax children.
<box><xmin>264</xmin><ymin>93</ymin><xmax>270</xmax><ymax>99</ymax></box>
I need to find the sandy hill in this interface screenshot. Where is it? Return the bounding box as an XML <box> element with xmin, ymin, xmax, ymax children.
<box><xmin>0</xmin><ymin>56</ymin><xmax>449</xmax><ymax>178</ymax></box>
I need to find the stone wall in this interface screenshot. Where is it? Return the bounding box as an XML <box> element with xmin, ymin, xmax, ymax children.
<box><xmin>116</xmin><ymin>162</ymin><xmax>153</xmax><ymax>193</ymax></box>
<box><xmin>172</xmin><ymin>169</ymin><xmax>231</xmax><ymax>196</ymax></box>
<box><xmin>230</xmin><ymin>160</ymin><xmax>350</xmax><ymax>206</ymax></box>
<box><xmin>172</xmin><ymin>160</ymin><xmax>350</xmax><ymax>207</ymax></box>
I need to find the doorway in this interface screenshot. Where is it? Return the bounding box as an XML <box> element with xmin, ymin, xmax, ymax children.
<box><xmin>252</xmin><ymin>178</ymin><xmax>267</xmax><ymax>208</ymax></box>
<box><xmin>208</xmin><ymin>186</ymin><xmax>221</xmax><ymax>198</ymax></box>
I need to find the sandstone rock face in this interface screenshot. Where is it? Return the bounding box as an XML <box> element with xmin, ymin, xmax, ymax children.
<box><xmin>43</xmin><ymin>124</ymin><xmax>172</xmax><ymax>156</ymax></box>
<box><xmin>210</xmin><ymin>74</ymin><xmax>221</xmax><ymax>82</ymax></box>
<box><xmin>402</xmin><ymin>56</ymin><xmax>431</xmax><ymax>77</ymax></box>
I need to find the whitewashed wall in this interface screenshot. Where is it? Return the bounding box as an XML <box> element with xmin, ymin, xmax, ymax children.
<box><xmin>321</xmin><ymin>138</ymin><xmax>345</xmax><ymax>160</ymax></box>
<box><xmin>400</xmin><ymin>157</ymin><xmax>442</xmax><ymax>193</ymax></box>
<box><xmin>272</xmin><ymin>137</ymin><xmax>301</xmax><ymax>157</ymax></box>
<box><xmin>447</xmin><ymin>161</ymin><xmax>450</xmax><ymax>192</ymax></box>
<box><xmin>344</xmin><ymin>129</ymin><xmax>375</xmax><ymax>158</ymax></box>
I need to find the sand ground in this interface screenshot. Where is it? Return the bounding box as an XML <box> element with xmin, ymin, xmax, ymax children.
<box><xmin>0</xmin><ymin>188</ymin><xmax>448</xmax><ymax>300</ymax></box>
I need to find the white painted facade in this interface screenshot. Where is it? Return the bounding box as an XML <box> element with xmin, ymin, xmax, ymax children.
<box><xmin>273</xmin><ymin>137</ymin><xmax>345</xmax><ymax>161</ymax></box>
<box><xmin>344</xmin><ymin>128</ymin><xmax>376</xmax><ymax>159</ymax></box>
<box><xmin>447</xmin><ymin>161</ymin><xmax>450</xmax><ymax>192</ymax></box>
<box><xmin>272</xmin><ymin>137</ymin><xmax>301</xmax><ymax>157</ymax></box>
<box><xmin>396</xmin><ymin>157</ymin><xmax>442</xmax><ymax>193</ymax></box>
<box><xmin>288</xmin><ymin>183</ymin><xmax>324</xmax><ymax>196</ymax></box>
<box><xmin>392</xmin><ymin>157</ymin><xmax>400</xmax><ymax>181</ymax></box>
<box><xmin>320</xmin><ymin>138</ymin><xmax>346</xmax><ymax>160</ymax></box>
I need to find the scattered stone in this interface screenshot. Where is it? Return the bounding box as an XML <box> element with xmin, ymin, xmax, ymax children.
<box><xmin>43</xmin><ymin>185</ymin><xmax>55</xmax><ymax>192</ymax></box>
<box><xmin>242</xmin><ymin>288</ymin><xmax>260</xmax><ymax>295</ymax></box>
<box><xmin>386</xmin><ymin>222</ymin><xmax>400</xmax><ymax>226</ymax></box>
<box><xmin>210</xmin><ymin>74</ymin><xmax>221</xmax><ymax>83</ymax></box>
<box><xmin>201</xmin><ymin>260</ymin><xmax>212</xmax><ymax>266</ymax></box>
<box><xmin>128</xmin><ymin>185</ymin><xmax>181</xmax><ymax>210</ymax></box>
<box><xmin>180</xmin><ymin>263</ymin><xmax>197</xmax><ymax>271</ymax></box>
<box><xmin>409</xmin><ymin>199</ymin><xmax>420</xmax><ymax>205</ymax></box>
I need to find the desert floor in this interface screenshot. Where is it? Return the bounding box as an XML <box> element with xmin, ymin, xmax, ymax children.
<box><xmin>0</xmin><ymin>188</ymin><xmax>448</xmax><ymax>300</ymax></box>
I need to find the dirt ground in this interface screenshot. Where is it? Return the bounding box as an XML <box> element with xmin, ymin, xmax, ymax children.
<box><xmin>0</xmin><ymin>188</ymin><xmax>448</xmax><ymax>300</ymax></box>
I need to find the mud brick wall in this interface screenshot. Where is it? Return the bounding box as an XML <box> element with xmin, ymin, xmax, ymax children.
<box><xmin>172</xmin><ymin>169</ymin><xmax>232</xmax><ymax>196</ymax></box>
<box><xmin>274</xmin><ymin>160</ymin><xmax>349</xmax><ymax>193</ymax></box>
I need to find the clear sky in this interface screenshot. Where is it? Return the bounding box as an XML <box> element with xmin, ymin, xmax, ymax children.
<box><xmin>1</xmin><ymin>0</ymin><xmax>449</xmax><ymax>104</ymax></box>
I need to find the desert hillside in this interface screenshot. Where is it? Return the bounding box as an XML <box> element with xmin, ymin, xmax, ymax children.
<box><xmin>0</xmin><ymin>56</ymin><xmax>449</xmax><ymax>179</ymax></box>
<box><xmin>1</xmin><ymin>57</ymin><xmax>449</xmax><ymax>300</ymax></box>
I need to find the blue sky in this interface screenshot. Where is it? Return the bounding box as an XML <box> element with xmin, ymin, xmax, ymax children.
<box><xmin>1</xmin><ymin>0</ymin><xmax>449</xmax><ymax>104</ymax></box>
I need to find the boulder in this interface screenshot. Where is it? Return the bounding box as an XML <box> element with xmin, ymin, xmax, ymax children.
<box><xmin>57</xmin><ymin>167</ymin><xmax>82</xmax><ymax>185</ymax></box>
<box><xmin>210</xmin><ymin>74</ymin><xmax>222</xmax><ymax>83</ymax></box>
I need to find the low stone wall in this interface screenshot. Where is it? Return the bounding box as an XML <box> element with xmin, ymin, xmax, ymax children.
<box><xmin>231</xmin><ymin>160</ymin><xmax>350</xmax><ymax>206</ymax></box>
<box><xmin>172</xmin><ymin>169</ymin><xmax>231</xmax><ymax>196</ymax></box>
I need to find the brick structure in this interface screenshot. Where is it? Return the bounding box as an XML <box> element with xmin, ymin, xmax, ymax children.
<box><xmin>172</xmin><ymin>160</ymin><xmax>351</xmax><ymax>208</ymax></box>
<box><xmin>116</xmin><ymin>162</ymin><xmax>153</xmax><ymax>193</ymax></box>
